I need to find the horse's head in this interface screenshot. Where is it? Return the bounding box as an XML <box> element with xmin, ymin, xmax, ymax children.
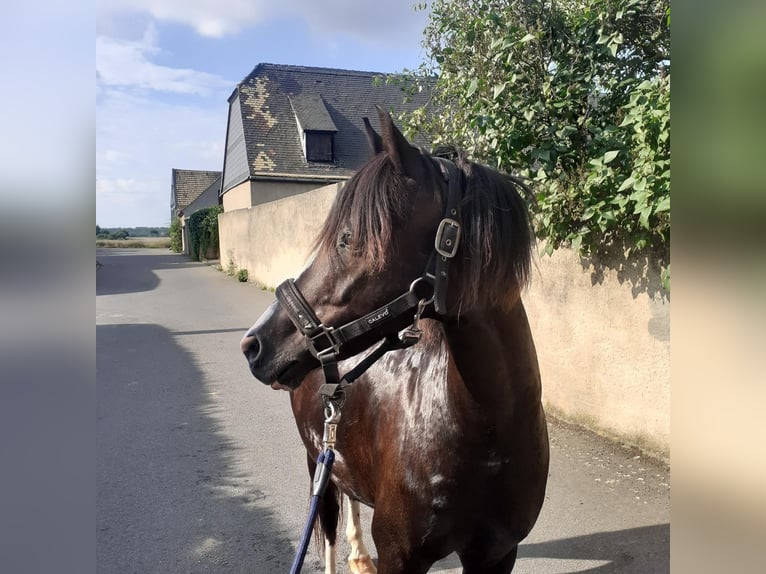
<box><xmin>241</xmin><ymin>107</ymin><xmax>533</xmax><ymax>390</ymax></box>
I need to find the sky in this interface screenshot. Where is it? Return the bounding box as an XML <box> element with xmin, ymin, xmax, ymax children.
<box><xmin>96</xmin><ymin>0</ymin><xmax>431</xmax><ymax>228</ymax></box>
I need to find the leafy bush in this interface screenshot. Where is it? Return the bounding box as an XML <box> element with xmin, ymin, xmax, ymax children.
<box><xmin>398</xmin><ymin>0</ymin><xmax>670</xmax><ymax>281</ymax></box>
<box><xmin>226</xmin><ymin>259</ymin><xmax>238</xmax><ymax>276</ymax></box>
<box><xmin>188</xmin><ymin>205</ymin><xmax>223</xmax><ymax>261</ymax></box>
<box><xmin>236</xmin><ymin>268</ymin><xmax>249</xmax><ymax>282</ymax></box>
<box><xmin>168</xmin><ymin>218</ymin><xmax>182</xmax><ymax>253</ymax></box>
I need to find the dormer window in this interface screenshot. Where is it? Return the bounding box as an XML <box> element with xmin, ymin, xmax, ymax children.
<box><xmin>305</xmin><ymin>131</ymin><xmax>334</xmax><ymax>162</ymax></box>
<box><xmin>289</xmin><ymin>94</ymin><xmax>338</xmax><ymax>163</ymax></box>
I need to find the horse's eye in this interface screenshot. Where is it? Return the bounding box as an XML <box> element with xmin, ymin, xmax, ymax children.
<box><xmin>337</xmin><ymin>230</ymin><xmax>352</xmax><ymax>251</ymax></box>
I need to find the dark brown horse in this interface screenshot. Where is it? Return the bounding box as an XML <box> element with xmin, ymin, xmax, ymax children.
<box><xmin>241</xmin><ymin>107</ymin><xmax>549</xmax><ymax>574</ymax></box>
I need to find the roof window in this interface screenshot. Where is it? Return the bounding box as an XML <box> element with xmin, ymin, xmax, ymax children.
<box><xmin>289</xmin><ymin>94</ymin><xmax>338</xmax><ymax>163</ymax></box>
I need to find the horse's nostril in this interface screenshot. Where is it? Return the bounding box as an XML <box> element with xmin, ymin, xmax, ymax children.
<box><xmin>240</xmin><ymin>334</ymin><xmax>261</xmax><ymax>359</ymax></box>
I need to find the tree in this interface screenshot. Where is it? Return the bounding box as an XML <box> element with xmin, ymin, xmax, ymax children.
<box><xmin>399</xmin><ymin>0</ymin><xmax>670</xmax><ymax>281</ymax></box>
<box><xmin>168</xmin><ymin>219</ymin><xmax>182</xmax><ymax>253</ymax></box>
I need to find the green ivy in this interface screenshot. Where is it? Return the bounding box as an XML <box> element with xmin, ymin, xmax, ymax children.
<box><xmin>397</xmin><ymin>0</ymin><xmax>670</xmax><ymax>286</ymax></box>
<box><xmin>188</xmin><ymin>205</ymin><xmax>223</xmax><ymax>261</ymax></box>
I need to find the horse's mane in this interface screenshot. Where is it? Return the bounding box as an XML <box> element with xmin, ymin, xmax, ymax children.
<box><xmin>315</xmin><ymin>147</ymin><xmax>534</xmax><ymax>311</ymax></box>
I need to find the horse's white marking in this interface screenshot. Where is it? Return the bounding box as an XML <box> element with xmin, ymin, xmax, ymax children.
<box><xmin>405</xmin><ymin>350</ymin><xmax>422</xmax><ymax>370</ymax></box>
<box><xmin>430</xmin><ymin>473</ymin><xmax>446</xmax><ymax>485</ymax></box>
<box><xmin>376</xmin><ymin>333</ymin><xmax>457</xmax><ymax>465</ymax></box>
<box><xmin>304</xmin><ymin>426</ymin><xmax>323</xmax><ymax>452</ymax></box>
<box><xmin>324</xmin><ymin>536</ymin><xmax>337</xmax><ymax>574</ymax></box>
<box><xmin>346</xmin><ymin>498</ymin><xmax>377</xmax><ymax>574</ymax></box>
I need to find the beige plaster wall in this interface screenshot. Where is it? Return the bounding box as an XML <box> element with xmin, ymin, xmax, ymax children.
<box><xmin>220</xmin><ymin>188</ymin><xmax>670</xmax><ymax>456</ymax></box>
<box><xmin>222</xmin><ymin>179</ymin><xmax>341</xmax><ymax>212</ymax></box>
<box><xmin>251</xmin><ymin>180</ymin><xmax>328</xmax><ymax>206</ymax></box>
<box><xmin>218</xmin><ymin>182</ymin><xmax>341</xmax><ymax>286</ymax></box>
<box><xmin>523</xmin><ymin>247</ymin><xmax>670</xmax><ymax>458</ymax></box>
<box><xmin>222</xmin><ymin>180</ymin><xmax>252</xmax><ymax>212</ymax></box>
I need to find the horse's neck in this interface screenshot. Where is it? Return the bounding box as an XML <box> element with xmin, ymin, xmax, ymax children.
<box><xmin>440</xmin><ymin>299</ymin><xmax>542</xmax><ymax>412</ymax></box>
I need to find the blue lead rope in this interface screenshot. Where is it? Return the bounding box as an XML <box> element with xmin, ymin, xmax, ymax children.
<box><xmin>289</xmin><ymin>449</ymin><xmax>336</xmax><ymax>574</ymax></box>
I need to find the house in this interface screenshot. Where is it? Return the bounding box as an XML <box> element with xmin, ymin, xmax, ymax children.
<box><xmin>170</xmin><ymin>168</ymin><xmax>221</xmax><ymax>254</ymax></box>
<box><xmin>219</xmin><ymin>63</ymin><xmax>432</xmax><ymax>211</ymax></box>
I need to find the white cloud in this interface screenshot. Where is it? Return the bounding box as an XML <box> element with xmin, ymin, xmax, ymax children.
<box><xmin>98</xmin><ymin>0</ymin><xmax>275</xmax><ymax>38</ymax></box>
<box><xmin>98</xmin><ymin>0</ymin><xmax>428</xmax><ymax>45</ymax></box>
<box><xmin>297</xmin><ymin>0</ymin><xmax>428</xmax><ymax>45</ymax></box>
<box><xmin>97</xmin><ymin>24</ymin><xmax>232</xmax><ymax>95</ymax></box>
<box><xmin>97</xmin><ymin>88</ymin><xmax>227</xmax><ymax>227</ymax></box>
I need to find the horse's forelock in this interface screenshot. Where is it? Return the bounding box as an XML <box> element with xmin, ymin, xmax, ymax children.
<box><xmin>314</xmin><ymin>153</ymin><xmax>412</xmax><ymax>270</ymax></box>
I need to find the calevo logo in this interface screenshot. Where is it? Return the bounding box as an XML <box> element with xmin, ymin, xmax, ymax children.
<box><xmin>366</xmin><ymin>308</ymin><xmax>390</xmax><ymax>325</ymax></box>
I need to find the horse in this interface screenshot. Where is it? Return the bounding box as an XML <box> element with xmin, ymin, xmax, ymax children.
<box><xmin>240</xmin><ymin>106</ymin><xmax>549</xmax><ymax>574</ymax></box>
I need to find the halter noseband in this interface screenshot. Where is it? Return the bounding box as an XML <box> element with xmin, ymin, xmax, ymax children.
<box><xmin>274</xmin><ymin>156</ymin><xmax>463</xmax><ymax>399</ymax></box>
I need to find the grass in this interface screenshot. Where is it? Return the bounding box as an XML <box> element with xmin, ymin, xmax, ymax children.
<box><xmin>96</xmin><ymin>237</ymin><xmax>171</xmax><ymax>248</ymax></box>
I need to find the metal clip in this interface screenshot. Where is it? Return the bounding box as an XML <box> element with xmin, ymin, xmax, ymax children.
<box><xmin>398</xmin><ymin>298</ymin><xmax>429</xmax><ymax>347</ymax></box>
<box><xmin>323</xmin><ymin>421</ymin><xmax>338</xmax><ymax>450</ymax></box>
<box><xmin>322</xmin><ymin>400</ymin><xmax>342</xmax><ymax>450</ymax></box>
<box><xmin>414</xmin><ymin>298</ymin><xmax>428</xmax><ymax>329</ymax></box>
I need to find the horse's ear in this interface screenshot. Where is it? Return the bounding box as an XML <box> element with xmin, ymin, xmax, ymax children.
<box><xmin>375</xmin><ymin>105</ymin><xmax>419</xmax><ymax>176</ymax></box>
<box><xmin>362</xmin><ymin>117</ymin><xmax>383</xmax><ymax>155</ymax></box>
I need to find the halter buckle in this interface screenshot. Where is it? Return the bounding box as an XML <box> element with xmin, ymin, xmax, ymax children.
<box><xmin>435</xmin><ymin>218</ymin><xmax>461</xmax><ymax>258</ymax></box>
<box><xmin>309</xmin><ymin>324</ymin><xmax>342</xmax><ymax>359</ymax></box>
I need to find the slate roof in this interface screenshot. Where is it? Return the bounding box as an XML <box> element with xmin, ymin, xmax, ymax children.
<box><xmin>224</xmin><ymin>63</ymin><xmax>433</xmax><ymax>189</ymax></box>
<box><xmin>181</xmin><ymin>174</ymin><xmax>222</xmax><ymax>216</ymax></box>
<box><xmin>171</xmin><ymin>169</ymin><xmax>222</xmax><ymax>216</ymax></box>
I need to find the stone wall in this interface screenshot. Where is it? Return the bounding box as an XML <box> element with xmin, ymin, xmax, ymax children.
<box><xmin>219</xmin><ymin>183</ymin><xmax>341</xmax><ymax>285</ymax></box>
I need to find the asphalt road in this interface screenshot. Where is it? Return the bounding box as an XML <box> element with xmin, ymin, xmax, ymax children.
<box><xmin>97</xmin><ymin>249</ymin><xmax>669</xmax><ymax>574</ymax></box>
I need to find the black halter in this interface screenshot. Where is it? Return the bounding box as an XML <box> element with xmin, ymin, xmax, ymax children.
<box><xmin>275</xmin><ymin>156</ymin><xmax>463</xmax><ymax>399</ymax></box>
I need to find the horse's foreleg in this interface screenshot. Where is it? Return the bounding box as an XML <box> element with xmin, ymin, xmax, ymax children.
<box><xmin>324</xmin><ymin>537</ymin><xmax>336</xmax><ymax>574</ymax></box>
<box><xmin>347</xmin><ymin>498</ymin><xmax>377</xmax><ymax>574</ymax></box>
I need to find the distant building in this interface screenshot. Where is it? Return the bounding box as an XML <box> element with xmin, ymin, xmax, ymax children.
<box><xmin>220</xmin><ymin>63</ymin><xmax>432</xmax><ymax>211</ymax></box>
<box><xmin>170</xmin><ymin>169</ymin><xmax>221</xmax><ymax>254</ymax></box>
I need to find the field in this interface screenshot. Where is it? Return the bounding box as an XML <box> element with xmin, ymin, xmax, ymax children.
<box><xmin>96</xmin><ymin>237</ymin><xmax>171</xmax><ymax>248</ymax></box>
